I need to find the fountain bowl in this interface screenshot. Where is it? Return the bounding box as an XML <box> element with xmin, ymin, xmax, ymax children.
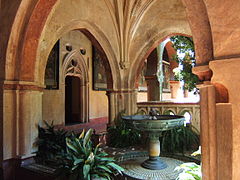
<box><xmin>122</xmin><ymin>114</ymin><xmax>185</xmax><ymax>133</ymax></box>
<box><xmin>122</xmin><ymin>114</ymin><xmax>185</xmax><ymax>170</ymax></box>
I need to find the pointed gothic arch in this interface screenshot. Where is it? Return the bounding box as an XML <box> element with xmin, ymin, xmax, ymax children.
<box><xmin>62</xmin><ymin>49</ymin><xmax>89</xmax><ymax>124</ymax></box>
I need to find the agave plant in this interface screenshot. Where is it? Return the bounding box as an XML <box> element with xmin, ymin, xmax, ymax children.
<box><xmin>58</xmin><ymin>129</ymin><xmax>124</xmax><ymax>180</ymax></box>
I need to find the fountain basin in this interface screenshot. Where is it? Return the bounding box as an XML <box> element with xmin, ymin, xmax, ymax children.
<box><xmin>122</xmin><ymin>115</ymin><xmax>185</xmax><ymax>132</ymax></box>
<box><xmin>122</xmin><ymin>114</ymin><xmax>185</xmax><ymax>170</ymax></box>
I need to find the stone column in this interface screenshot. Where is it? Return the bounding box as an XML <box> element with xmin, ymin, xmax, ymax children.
<box><xmin>3</xmin><ymin>81</ymin><xmax>43</xmax><ymax>160</ymax></box>
<box><xmin>18</xmin><ymin>89</ymin><xmax>43</xmax><ymax>156</ymax></box>
<box><xmin>0</xmin><ymin>81</ymin><xmax>3</xmax><ymax>170</ymax></box>
<box><xmin>145</xmin><ymin>49</ymin><xmax>160</xmax><ymax>101</ymax></box>
<box><xmin>199</xmin><ymin>84</ymin><xmax>217</xmax><ymax>180</ymax></box>
<box><xmin>106</xmin><ymin>89</ymin><xmax>137</xmax><ymax>125</ymax></box>
<box><xmin>145</xmin><ymin>76</ymin><xmax>159</xmax><ymax>101</ymax></box>
<box><xmin>216</xmin><ymin>103</ymin><xmax>232</xmax><ymax>180</ymax></box>
<box><xmin>80</xmin><ymin>82</ymin><xmax>89</xmax><ymax>123</ymax></box>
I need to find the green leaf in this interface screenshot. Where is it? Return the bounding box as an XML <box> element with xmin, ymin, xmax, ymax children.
<box><xmin>83</xmin><ymin>164</ymin><xmax>91</xmax><ymax>179</ymax></box>
<box><xmin>73</xmin><ymin>158</ymin><xmax>84</xmax><ymax>165</ymax></box>
<box><xmin>94</xmin><ymin>143</ymin><xmax>101</xmax><ymax>154</ymax></box>
<box><xmin>96</xmin><ymin>157</ymin><xmax>115</xmax><ymax>161</ymax></box>
<box><xmin>107</xmin><ymin>162</ymin><xmax>124</xmax><ymax>174</ymax></box>
<box><xmin>97</xmin><ymin>165</ymin><xmax>112</xmax><ymax>173</ymax></box>
<box><xmin>79</xmin><ymin>129</ymin><xmax>85</xmax><ymax>139</ymax></box>
<box><xmin>95</xmin><ymin>172</ymin><xmax>111</xmax><ymax>180</ymax></box>
<box><xmin>66</xmin><ymin>139</ymin><xmax>78</xmax><ymax>153</ymax></box>
<box><xmin>84</xmin><ymin>129</ymin><xmax>93</xmax><ymax>147</ymax></box>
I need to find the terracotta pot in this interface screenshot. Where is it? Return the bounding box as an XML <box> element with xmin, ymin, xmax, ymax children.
<box><xmin>169</xmin><ymin>81</ymin><xmax>181</xmax><ymax>99</ymax></box>
<box><xmin>184</xmin><ymin>89</ymin><xmax>189</xmax><ymax>98</ymax></box>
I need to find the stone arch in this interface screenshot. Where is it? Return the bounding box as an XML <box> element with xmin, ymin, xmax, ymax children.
<box><xmin>5</xmin><ymin>0</ymin><xmax>59</xmax><ymax>82</ymax></box>
<box><xmin>128</xmin><ymin>32</ymin><xmax>191</xmax><ymax>90</ymax></box>
<box><xmin>181</xmin><ymin>0</ymin><xmax>214</xmax><ymax>81</ymax></box>
<box><xmin>5</xmin><ymin>0</ymin><xmax>120</xmax><ymax>90</ymax></box>
<box><xmin>127</xmin><ymin>0</ymin><xmax>213</xmax><ymax>89</ymax></box>
<box><xmin>62</xmin><ymin>49</ymin><xmax>89</xmax><ymax>123</ymax></box>
<box><xmin>3</xmin><ymin>0</ymin><xmax>120</xmax><ymax>163</ymax></box>
<box><xmin>36</xmin><ymin>22</ymin><xmax>117</xmax><ymax>89</ymax></box>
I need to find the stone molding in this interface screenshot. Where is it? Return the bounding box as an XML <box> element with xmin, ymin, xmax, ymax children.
<box><xmin>107</xmin><ymin>89</ymin><xmax>137</xmax><ymax>94</ymax></box>
<box><xmin>3</xmin><ymin>81</ymin><xmax>43</xmax><ymax>91</ymax></box>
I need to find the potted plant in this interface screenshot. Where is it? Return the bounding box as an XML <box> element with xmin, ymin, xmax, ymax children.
<box><xmin>169</xmin><ymin>67</ymin><xmax>182</xmax><ymax>99</ymax></box>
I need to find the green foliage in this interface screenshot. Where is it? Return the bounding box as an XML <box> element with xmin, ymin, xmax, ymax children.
<box><xmin>170</xmin><ymin>36</ymin><xmax>199</xmax><ymax>93</ymax></box>
<box><xmin>107</xmin><ymin>111</ymin><xmax>141</xmax><ymax>148</ymax></box>
<box><xmin>35</xmin><ymin>121</ymin><xmax>69</xmax><ymax>165</ymax></box>
<box><xmin>161</xmin><ymin>125</ymin><xmax>200</xmax><ymax>154</ymax></box>
<box><xmin>170</xmin><ymin>35</ymin><xmax>194</xmax><ymax>54</ymax></box>
<box><xmin>58</xmin><ymin>129</ymin><xmax>124</xmax><ymax>180</ymax></box>
<box><xmin>175</xmin><ymin>162</ymin><xmax>202</xmax><ymax>180</ymax></box>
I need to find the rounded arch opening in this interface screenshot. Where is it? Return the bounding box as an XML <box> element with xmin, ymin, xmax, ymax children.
<box><xmin>134</xmin><ymin>33</ymin><xmax>200</xmax><ymax>103</ymax></box>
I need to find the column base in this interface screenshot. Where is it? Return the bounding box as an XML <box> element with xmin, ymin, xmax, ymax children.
<box><xmin>141</xmin><ymin>156</ymin><xmax>168</xmax><ymax>170</ymax></box>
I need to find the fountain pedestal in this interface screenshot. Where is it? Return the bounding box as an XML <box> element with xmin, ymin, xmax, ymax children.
<box><xmin>142</xmin><ymin>133</ymin><xmax>167</xmax><ymax>170</ymax></box>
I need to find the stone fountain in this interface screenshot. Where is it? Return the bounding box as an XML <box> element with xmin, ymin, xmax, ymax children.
<box><xmin>122</xmin><ymin>109</ymin><xmax>185</xmax><ymax>170</ymax></box>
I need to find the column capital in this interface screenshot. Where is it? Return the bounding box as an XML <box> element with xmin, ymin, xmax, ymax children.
<box><xmin>192</xmin><ymin>65</ymin><xmax>213</xmax><ymax>81</ymax></box>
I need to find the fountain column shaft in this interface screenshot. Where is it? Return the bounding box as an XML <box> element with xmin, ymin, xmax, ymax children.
<box><xmin>149</xmin><ymin>138</ymin><xmax>160</xmax><ymax>157</ymax></box>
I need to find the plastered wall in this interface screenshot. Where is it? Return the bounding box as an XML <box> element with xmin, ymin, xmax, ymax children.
<box><xmin>42</xmin><ymin>30</ymin><xmax>108</xmax><ymax>126</ymax></box>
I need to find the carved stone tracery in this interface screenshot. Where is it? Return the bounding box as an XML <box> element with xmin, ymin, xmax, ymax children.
<box><xmin>62</xmin><ymin>50</ymin><xmax>89</xmax><ymax>123</ymax></box>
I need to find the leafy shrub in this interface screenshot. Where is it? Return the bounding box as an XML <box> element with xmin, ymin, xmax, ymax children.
<box><xmin>107</xmin><ymin>111</ymin><xmax>141</xmax><ymax>148</ymax></box>
<box><xmin>58</xmin><ymin>129</ymin><xmax>124</xmax><ymax>180</ymax></box>
<box><xmin>161</xmin><ymin>125</ymin><xmax>200</xmax><ymax>154</ymax></box>
<box><xmin>35</xmin><ymin>121</ymin><xmax>69</xmax><ymax>165</ymax></box>
<box><xmin>175</xmin><ymin>162</ymin><xmax>201</xmax><ymax>180</ymax></box>
<box><xmin>175</xmin><ymin>147</ymin><xmax>202</xmax><ymax>180</ymax></box>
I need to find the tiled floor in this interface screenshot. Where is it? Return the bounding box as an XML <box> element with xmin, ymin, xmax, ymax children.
<box><xmin>17</xmin><ymin>146</ymin><xmax>200</xmax><ymax>180</ymax></box>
